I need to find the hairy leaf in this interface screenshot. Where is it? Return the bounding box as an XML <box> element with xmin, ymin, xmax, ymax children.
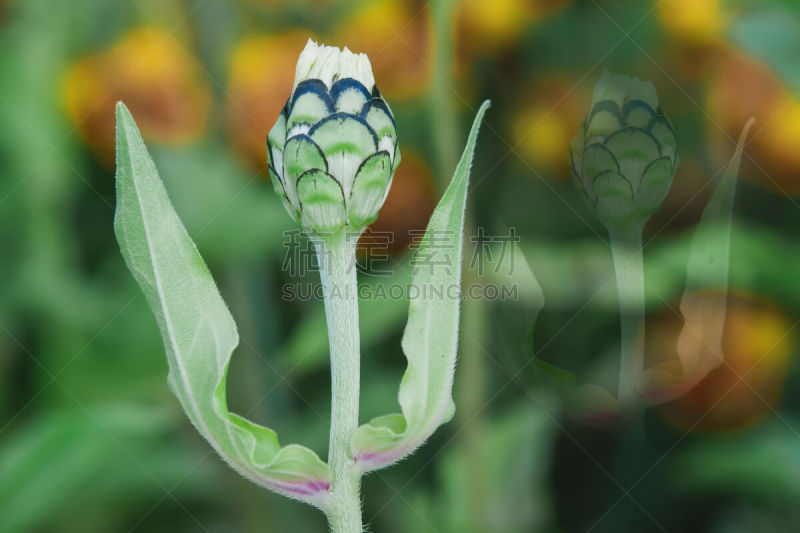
<box><xmin>113</xmin><ymin>103</ymin><xmax>330</xmax><ymax>508</ymax></box>
<box><xmin>350</xmin><ymin>101</ymin><xmax>490</xmax><ymax>472</ymax></box>
<box><xmin>640</xmin><ymin>119</ymin><xmax>755</xmax><ymax>403</ymax></box>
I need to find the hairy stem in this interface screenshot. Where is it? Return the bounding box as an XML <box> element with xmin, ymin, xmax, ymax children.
<box><xmin>609</xmin><ymin>229</ymin><xmax>645</xmax><ymax>407</ymax></box>
<box><xmin>316</xmin><ymin>233</ymin><xmax>362</xmax><ymax>533</ymax></box>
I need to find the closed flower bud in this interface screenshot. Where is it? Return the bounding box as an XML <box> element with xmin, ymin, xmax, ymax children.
<box><xmin>570</xmin><ymin>71</ymin><xmax>679</xmax><ymax>234</ymax></box>
<box><xmin>268</xmin><ymin>39</ymin><xmax>401</xmax><ymax>237</ymax></box>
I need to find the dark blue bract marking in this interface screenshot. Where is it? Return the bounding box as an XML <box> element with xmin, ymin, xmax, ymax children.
<box><xmin>295</xmin><ymin>168</ymin><xmax>345</xmax><ymax>207</ymax></box>
<box><xmin>639</xmin><ymin>156</ymin><xmax>675</xmax><ymax>192</ymax></box>
<box><xmin>593</xmin><ymin>169</ymin><xmax>634</xmax><ymax>192</ymax></box>
<box><xmin>349</xmin><ymin>150</ymin><xmax>392</xmax><ymax>199</ymax></box>
<box><xmin>621</xmin><ymin>99</ymin><xmax>656</xmax><ymax>123</ymax></box>
<box><xmin>285</xmin><ymin>134</ymin><xmax>329</xmax><ymax>173</ymax></box>
<box><xmin>289</xmin><ymin>79</ymin><xmax>335</xmax><ymax>116</ymax></box>
<box><xmin>330</xmin><ymin>78</ymin><xmax>372</xmax><ymax>107</ymax></box>
<box><xmin>582</xmin><ymin>142</ymin><xmax>622</xmax><ymax>180</ymax></box>
<box><xmin>588</xmin><ymin>100</ymin><xmax>624</xmax><ymax>124</ymax></box>
<box><xmin>360</xmin><ymin>99</ymin><xmax>396</xmax><ymax>128</ymax></box>
<box><xmin>308</xmin><ymin>112</ymin><xmax>380</xmax><ymax>149</ymax></box>
<box><xmin>604</xmin><ymin>126</ymin><xmax>662</xmax><ymax>156</ymax></box>
<box><xmin>267</xmin><ymin>163</ymin><xmax>281</xmax><ymax>183</ymax></box>
<box><xmin>267</xmin><ymin>142</ymin><xmax>283</xmax><ymax>173</ymax></box>
<box><xmin>648</xmin><ymin>114</ymin><xmax>677</xmax><ymax>137</ymax></box>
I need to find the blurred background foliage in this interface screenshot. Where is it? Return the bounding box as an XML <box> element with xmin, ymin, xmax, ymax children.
<box><xmin>1</xmin><ymin>0</ymin><xmax>800</xmax><ymax>531</ymax></box>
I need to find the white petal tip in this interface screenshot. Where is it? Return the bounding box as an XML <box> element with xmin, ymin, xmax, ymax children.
<box><xmin>292</xmin><ymin>40</ymin><xmax>376</xmax><ymax>93</ymax></box>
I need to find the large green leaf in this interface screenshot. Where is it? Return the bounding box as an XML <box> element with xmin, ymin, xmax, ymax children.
<box><xmin>640</xmin><ymin>119</ymin><xmax>755</xmax><ymax>403</ymax></box>
<box><xmin>113</xmin><ymin>103</ymin><xmax>330</xmax><ymax>508</ymax></box>
<box><xmin>350</xmin><ymin>101</ymin><xmax>490</xmax><ymax>472</ymax></box>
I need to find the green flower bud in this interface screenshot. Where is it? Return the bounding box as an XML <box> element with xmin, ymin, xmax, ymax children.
<box><xmin>268</xmin><ymin>39</ymin><xmax>401</xmax><ymax>237</ymax></box>
<box><xmin>570</xmin><ymin>71</ymin><xmax>679</xmax><ymax>234</ymax></box>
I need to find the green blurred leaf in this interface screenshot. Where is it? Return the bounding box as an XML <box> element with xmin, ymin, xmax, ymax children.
<box><xmin>0</xmin><ymin>406</ymin><xmax>213</xmax><ymax>533</ymax></box>
<box><xmin>640</xmin><ymin>120</ymin><xmax>754</xmax><ymax>403</ymax></box>
<box><xmin>402</xmin><ymin>404</ymin><xmax>556</xmax><ymax>533</ymax></box>
<box><xmin>678</xmin><ymin>420</ymin><xmax>800</xmax><ymax>501</ymax></box>
<box><xmin>730</xmin><ymin>9</ymin><xmax>800</xmax><ymax>92</ymax></box>
<box><xmin>151</xmin><ymin>144</ymin><xmax>292</xmax><ymax>262</ymax></box>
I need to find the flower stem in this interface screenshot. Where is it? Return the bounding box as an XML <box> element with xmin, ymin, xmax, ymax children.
<box><xmin>316</xmin><ymin>232</ymin><xmax>362</xmax><ymax>533</ymax></box>
<box><xmin>609</xmin><ymin>229</ymin><xmax>645</xmax><ymax>408</ymax></box>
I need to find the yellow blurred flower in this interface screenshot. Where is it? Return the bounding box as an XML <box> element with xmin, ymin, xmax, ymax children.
<box><xmin>657</xmin><ymin>0</ymin><xmax>728</xmax><ymax>80</ymax></box>
<box><xmin>332</xmin><ymin>0</ymin><xmax>432</xmax><ymax>100</ymax></box>
<box><xmin>456</xmin><ymin>0</ymin><xmax>570</xmax><ymax>60</ymax></box>
<box><xmin>226</xmin><ymin>31</ymin><xmax>313</xmax><ymax>170</ymax></box>
<box><xmin>658</xmin><ymin>0</ymin><xmax>726</xmax><ymax>44</ymax></box>
<box><xmin>236</xmin><ymin>0</ymin><xmax>332</xmax><ymax>5</ymax></box>
<box><xmin>511</xmin><ymin>77</ymin><xmax>586</xmax><ymax>176</ymax></box>
<box><xmin>708</xmin><ymin>49</ymin><xmax>800</xmax><ymax>195</ymax></box>
<box><xmin>650</xmin><ymin>292</ymin><xmax>792</xmax><ymax>432</ymax></box>
<box><xmin>63</xmin><ymin>26</ymin><xmax>211</xmax><ymax>159</ymax></box>
<box><xmin>361</xmin><ymin>151</ymin><xmax>436</xmax><ymax>256</ymax></box>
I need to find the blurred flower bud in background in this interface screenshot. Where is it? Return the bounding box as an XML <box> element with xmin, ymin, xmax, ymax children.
<box><xmin>708</xmin><ymin>49</ymin><xmax>800</xmax><ymax>196</ymax></box>
<box><xmin>361</xmin><ymin>151</ymin><xmax>436</xmax><ymax>256</ymax></box>
<box><xmin>570</xmin><ymin>71</ymin><xmax>679</xmax><ymax>235</ymax></box>
<box><xmin>511</xmin><ymin>76</ymin><xmax>586</xmax><ymax>176</ymax></box>
<box><xmin>648</xmin><ymin>292</ymin><xmax>792</xmax><ymax>432</ymax></box>
<box><xmin>332</xmin><ymin>0</ymin><xmax>431</xmax><ymax>100</ymax></box>
<box><xmin>268</xmin><ymin>40</ymin><xmax>400</xmax><ymax>236</ymax></box>
<box><xmin>227</xmin><ymin>31</ymin><xmax>313</xmax><ymax>171</ymax></box>
<box><xmin>62</xmin><ymin>26</ymin><xmax>211</xmax><ymax>161</ymax></box>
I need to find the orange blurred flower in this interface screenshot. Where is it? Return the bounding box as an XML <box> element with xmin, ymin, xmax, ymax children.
<box><xmin>332</xmin><ymin>0</ymin><xmax>432</xmax><ymax>100</ymax></box>
<box><xmin>511</xmin><ymin>76</ymin><xmax>586</xmax><ymax>176</ymax></box>
<box><xmin>361</xmin><ymin>151</ymin><xmax>436</xmax><ymax>256</ymax></box>
<box><xmin>226</xmin><ymin>31</ymin><xmax>313</xmax><ymax>170</ymax></box>
<box><xmin>708</xmin><ymin>49</ymin><xmax>800</xmax><ymax>195</ymax></box>
<box><xmin>648</xmin><ymin>292</ymin><xmax>792</xmax><ymax>432</ymax></box>
<box><xmin>63</xmin><ymin>26</ymin><xmax>211</xmax><ymax>160</ymax></box>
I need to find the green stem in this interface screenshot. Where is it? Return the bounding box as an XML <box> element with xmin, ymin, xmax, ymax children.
<box><xmin>457</xmin><ymin>247</ymin><xmax>489</xmax><ymax>532</ymax></box>
<box><xmin>316</xmin><ymin>233</ymin><xmax>362</xmax><ymax>533</ymax></box>
<box><xmin>430</xmin><ymin>0</ymin><xmax>458</xmax><ymax>188</ymax></box>
<box><xmin>609</xmin><ymin>229</ymin><xmax>645</xmax><ymax>407</ymax></box>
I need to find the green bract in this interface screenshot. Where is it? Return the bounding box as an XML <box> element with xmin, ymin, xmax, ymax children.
<box><xmin>570</xmin><ymin>71</ymin><xmax>679</xmax><ymax>233</ymax></box>
<box><xmin>268</xmin><ymin>40</ymin><xmax>400</xmax><ymax>236</ymax></box>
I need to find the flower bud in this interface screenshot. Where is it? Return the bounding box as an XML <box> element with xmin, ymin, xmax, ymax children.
<box><xmin>268</xmin><ymin>39</ymin><xmax>400</xmax><ymax>237</ymax></box>
<box><xmin>570</xmin><ymin>71</ymin><xmax>679</xmax><ymax>234</ymax></box>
